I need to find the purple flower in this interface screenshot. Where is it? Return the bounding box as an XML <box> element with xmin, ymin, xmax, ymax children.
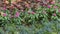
<box><xmin>15</xmin><ymin>12</ymin><xmax>20</xmax><ymax>17</ymax></box>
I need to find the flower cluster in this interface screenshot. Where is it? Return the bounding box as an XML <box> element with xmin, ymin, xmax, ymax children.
<box><xmin>0</xmin><ymin>0</ymin><xmax>60</xmax><ymax>25</ymax></box>
<box><xmin>0</xmin><ymin>0</ymin><xmax>56</xmax><ymax>10</ymax></box>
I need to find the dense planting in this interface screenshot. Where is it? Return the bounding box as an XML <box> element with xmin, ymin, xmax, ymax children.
<box><xmin>0</xmin><ymin>0</ymin><xmax>60</xmax><ymax>34</ymax></box>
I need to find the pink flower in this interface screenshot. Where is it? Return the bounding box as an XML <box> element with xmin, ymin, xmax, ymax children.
<box><xmin>15</xmin><ymin>12</ymin><xmax>20</xmax><ymax>17</ymax></box>
<box><xmin>53</xmin><ymin>13</ymin><xmax>56</xmax><ymax>16</ymax></box>
<box><xmin>46</xmin><ymin>0</ymin><xmax>49</xmax><ymax>3</ymax></box>
<box><xmin>53</xmin><ymin>6</ymin><xmax>58</xmax><ymax>9</ymax></box>
<box><xmin>51</xmin><ymin>1</ymin><xmax>55</xmax><ymax>4</ymax></box>
<box><xmin>58</xmin><ymin>9</ymin><xmax>60</xmax><ymax>12</ymax></box>
<box><xmin>47</xmin><ymin>5</ymin><xmax>51</xmax><ymax>8</ymax></box>
<box><xmin>28</xmin><ymin>11</ymin><xmax>35</xmax><ymax>14</ymax></box>
<box><xmin>3</xmin><ymin>13</ymin><xmax>7</xmax><ymax>16</ymax></box>
<box><xmin>25</xmin><ymin>4</ymin><xmax>30</xmax><ymax>8</ymax></box>
<box><xmin>31</xmin><ymin>12</ymin><xmax>35</xmax><ymax>14</ymax></box>
<box><xmin>43</xmin><ymin>4</ymin><xmax>47</xmax><ymax>7</ymax></box>
<box><xmin>3</xmin><ymin>7</ymin><xmax>6</xmax><ymax>10</ymax></box>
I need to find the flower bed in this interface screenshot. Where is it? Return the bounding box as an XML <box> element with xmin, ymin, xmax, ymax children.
<box><xmin>0</xmin><ymin>0</ymin><xmax>60</xmax><ymax>34</ymax></box>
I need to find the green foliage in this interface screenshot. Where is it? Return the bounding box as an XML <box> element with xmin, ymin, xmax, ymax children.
<box><xmin>0</xmin><ymin>0</ymin><xmax>60</xmax><ymax>34</ymax></box>
<box><xmin>0</xmin><ymin>21</ymin><xmax>59</xmax><ymax>34</ymax></box>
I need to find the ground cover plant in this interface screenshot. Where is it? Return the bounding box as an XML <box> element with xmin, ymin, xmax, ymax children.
<box><xmin>0</xmin><ymin>0</ymin><xmax>60</xmax><ymax>34</ymax></box>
